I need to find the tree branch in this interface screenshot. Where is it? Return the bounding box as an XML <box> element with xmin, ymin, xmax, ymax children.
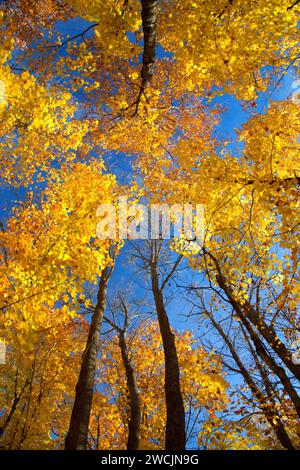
<box><xmin>287</xmin><ymin>0</ymin><xmax>300</xmax><ymax>10</ymax></box>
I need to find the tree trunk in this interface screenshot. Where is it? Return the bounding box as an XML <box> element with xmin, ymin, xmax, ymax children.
<box><xmin>133</xmin><ymin>0</ymin><xmax>158</xmax><ymax>113</ymax></box>
<box><xmin>242</xmin><ymin>298</ymin><xmax>300</xmax><ymax>382</ymax></box>
<box><xmin>141</xmin><ymin>0</ymin><xmax>158</xmax><ymax>89</ymax></box>
<box><xmin>119</xmin><ymin>331</ymin><xmax>141</xmax><ymax>450</ymax></box>
<box><xmin>241</xmin><ymin>324</ymin><xmax>295</xmax><ymax>450</ymax></box>
<box><xmin>206</xmin><ymin>247</ymin><xmax>300</xmax><ymax>418</ymax></box>
<box><xmin>204</xmin><ymin>248</ymin><xmax>300</xmax><ymax>382</ymax></box>
<box><xmin>239</xmin><ymin>313</ymin><xmax>300</xmax><ymax>419</ymax></box>
<box><xmin>206</xmin><ymin>310</ymin><xmax>295</xmax><ymax>450</ymax></box>
<box><xmin>65</xmin><ymin>266</ymin><xmax>111</xmax><ymax>450</ymax></box>
<box><xmin>150</xmin><ymin>263</ymin><xmax>186</xmax><ymax>450</ymax></box>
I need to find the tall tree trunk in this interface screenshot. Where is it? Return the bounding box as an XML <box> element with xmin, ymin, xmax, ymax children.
<box><xmin>140</xmin><ymin>0</ymin><xmax>158</xmax><ymax>89</ymax></box>
<box><xmin>239</xmin><ymin>312</ymin><xmax>300</xmax><ymax>419</ymax></box>
<box><xmin>0</xmin><ymin>395</ymin><xmax>21</xmax><ymax>440</ymax></box>
<box><xmin>119</xmin><ymin>331</ymin><xmax>141</xmax><ymax>450</ymax></box>
<box><xmin>203</xmin><ymin>247</ymin><xmax>300</xmax><ymax>418</ymax></box>
<box><xmin>133</xmin><ymin>0</ymin><xmax>158</xmax><ymax>113</ymax></box>
<box><xmin>65</xmin><ymin>266</ymin><xmax>111</xmax><ymax>450</ymax></box>
<box><xmin>150</xmin><ymin>262</ymin><xmax>186</xmax><ymax>450</ymax></box>
<box><xmin>241</xmin><ymin>325</ymin><xmax>295</xmax><ymax>450</ymax></box>
<box><xmin>204</xmin><ymin>248</ymin><xmax>300</xmax><ymax>382</ymax></box>
<box><xmin>206</xmin><ymin>309</ymin><xmax>295</xmax><ymax>449</ymax></box>
<box><xmin>242</xmin><ymin>298</ymin><xmax>300</xmax><ymax>381</ymax></box>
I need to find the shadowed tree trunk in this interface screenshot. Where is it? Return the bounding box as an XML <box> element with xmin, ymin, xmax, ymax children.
<box><xmin>241</xmin><ymin>324</ymin><xmax>295</xmax><ymax>450</ymax></box>
<box><xmin>0</xmin><ymin>366</ymin><xmax>30</xmax><ymax>440</ymax></box>
<box><xmin>140</xmin><ymin>0</ymin><xmax>158</xmax><ymax>89</ymax></box>
<box><xmin>119</xmin><ymin>330</ymin><xmax>141</xmax><ymax>450</ymax></box>
<box><xmin>150</xmin><ymin>246</ymin><xmax>186</xmax><ymax>450</ymax></box>
<box><xmin>65</xmin><ymin>265</ymin><xmax>112</xmax><ymax>450</ymax></box>
<box><xmin>203</xmin><ymin>306</ymin><xmax>295</xmax><ymax>450</ymax></box>
<box><xmin>239</xmin><ymin>313</ymin><xmax>300</xmax><ymax>419</ymax></box>
<box><xmin>104</xmin><ymin>296</ymin><xmax>142</xmax><ymax>450</ymax></box>
<box><xmin>133</xmin><ymin>0</ymin><xmax>158</xmax><ymax>113</ymax></box>
<box><xmin>202</xmin><ymin>247</ymin><xmax>300</xmax><ymax>419</ymax></box>
<box><xmin>203</xmin><ymin>247</ymin><xmax>300</xmax><ymax>382</ymax></box>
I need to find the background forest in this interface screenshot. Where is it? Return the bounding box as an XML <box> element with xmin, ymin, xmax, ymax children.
<box><xmin>0</xmin><ymin>0</ymin><xmax>300</xmax><ymax>450</ymax></box>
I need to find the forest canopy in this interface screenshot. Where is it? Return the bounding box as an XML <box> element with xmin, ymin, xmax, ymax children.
<box><xmin>0</xmin><ymin>0</ymin><xmax>299</xmax><ymax>451</ymax></box>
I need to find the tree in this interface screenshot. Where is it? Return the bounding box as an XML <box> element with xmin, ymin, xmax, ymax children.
<box><xmin>103</xmin><ymin>293</ymin><xmax>142</xmax><ymax>450</ymax></box>
<box><xmin>86</xmin><ymin>319</ymin><xmax>228</xmax><ymax>450</ymax></box>
<box><xmin>188</xmin><ymin>292</ymin><xmax>297</xmax><ymax>450</ymax></box>
<box><xmin>65</xmin><ymin>263</ymin><xmax>114</xmax><ymax>450</ymax></box>
<box><xmin>0</xmin><ymin>316</ymin><xmax>86</xmax><ymax>449</ymax></box>
<box><xmin>0</xmin><ymin>161</ymin><xmax>120</xmax><ymax>449</ymax></box>
<box><xmin>1</xmin><ymin>0</ymin><xmax>300</xmax><ymax>451</ymax></box>
<box><xmin>131</xmin><ymin>241</ymin><xmax>186</xmax><ymax>449</ymax></box>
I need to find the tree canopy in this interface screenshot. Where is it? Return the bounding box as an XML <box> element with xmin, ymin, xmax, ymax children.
<box><xmin>0</xmin><ymin>0</ymin><xmax>299</xmax><ymax>451</ymax></box>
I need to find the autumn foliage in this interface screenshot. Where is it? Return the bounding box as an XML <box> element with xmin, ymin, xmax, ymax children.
<box><xmin>0</xmin><ymin>0</ymin><xmax>300</xmax><ymax>451</ymax></box>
